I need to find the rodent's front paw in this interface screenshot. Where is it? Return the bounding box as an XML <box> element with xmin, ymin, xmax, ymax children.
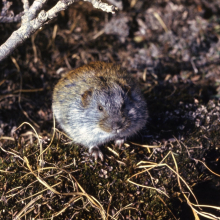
<box><xmin>114</xmin><ymin>139</ymin><xmax>125</xmax><ymax>149</ymax></box>
<box><xmin>89</xmin><ymin>146</ymin><xmax>104</xmax><ymax>161</ymax></box>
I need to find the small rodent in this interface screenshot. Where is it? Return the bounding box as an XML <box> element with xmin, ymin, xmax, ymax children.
<box><xmin>52</xmin><ymin>61</ymin><xmax>148</xmax><ymax>160</ymax></box>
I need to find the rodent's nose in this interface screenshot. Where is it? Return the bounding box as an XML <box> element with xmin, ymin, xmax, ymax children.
<box><xmin>112</xmin><ymin>121</ymin><xmax>123</xmax><ymax>133</ymax></box>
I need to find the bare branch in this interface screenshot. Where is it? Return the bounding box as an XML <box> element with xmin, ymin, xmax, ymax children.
<box><xmin>22</xmin><ymin>0</ymin><xmax>30</xmax><ymax>13</ymax></box>
<box><xmin>1</xmin><ymin>0</ymin><xmax>12</xmax><ymax>16</ymax></box>
<box><xmin>0</xmin><ymin>0</ymin><xmax>23</xmax><ymax>22</ymax></box>
<box><xmin>0</xmin><ymin>11</ymin><xmax>23</xmax><ymax>23</ymax></box>
<box><xmin>85</xmin><ymin>0</ymin><xmax>117</xmax><ymax>13</ymax></box>
<box><xmin>28</xmin><ymin>0</ymin><xmax>48</xmax><ymax>21</ymax></box>
<box><xmin>21</xmin><ymin>0</ymin><xmax>30</xmax><ymax>26</ymax></box>
<box><xmin>107</xmin><ymin>0</ymin><xmax>122</xmax><ymax>10</ymax></box>
<box><xmin>0</xmin><ymin>0</ymin><xmax>117</xmax><ymax>62</ymax></box>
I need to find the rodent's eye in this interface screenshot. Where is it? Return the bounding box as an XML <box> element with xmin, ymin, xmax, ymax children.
<box><xmin>98</xmin><ymin>105</ymin><xmax>103</xmax><ymax>111</ymax></box>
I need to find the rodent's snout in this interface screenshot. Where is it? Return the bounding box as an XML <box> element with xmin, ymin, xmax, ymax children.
<box><xmin>111</xmin><ymin>120</ymin><xmax>125</xmax><ymax>134</ymax></box>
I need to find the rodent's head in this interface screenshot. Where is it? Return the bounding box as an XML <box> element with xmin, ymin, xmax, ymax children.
<box><xmin>80</xmin><ymin>77</ymin><xmax>147</xmax><ymax>138</ymax></box>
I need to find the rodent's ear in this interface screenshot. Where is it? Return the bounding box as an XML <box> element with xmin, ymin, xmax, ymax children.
<box><xmin>81</xmin><ymin>88</ymin><xmax>93</xmax><ymax>107</ymax></box>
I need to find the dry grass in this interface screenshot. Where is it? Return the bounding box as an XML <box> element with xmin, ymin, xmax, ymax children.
<box><xmin>1</xmin><ymin>120</ymin><xmax>220</xmax><ymax>219</ymax></box>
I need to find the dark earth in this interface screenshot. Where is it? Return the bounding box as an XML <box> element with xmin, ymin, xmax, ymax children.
<box><xmin>0</xmin><ymin>0</ymin><xmax>220</xmax><ymax>219</ymax></box>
